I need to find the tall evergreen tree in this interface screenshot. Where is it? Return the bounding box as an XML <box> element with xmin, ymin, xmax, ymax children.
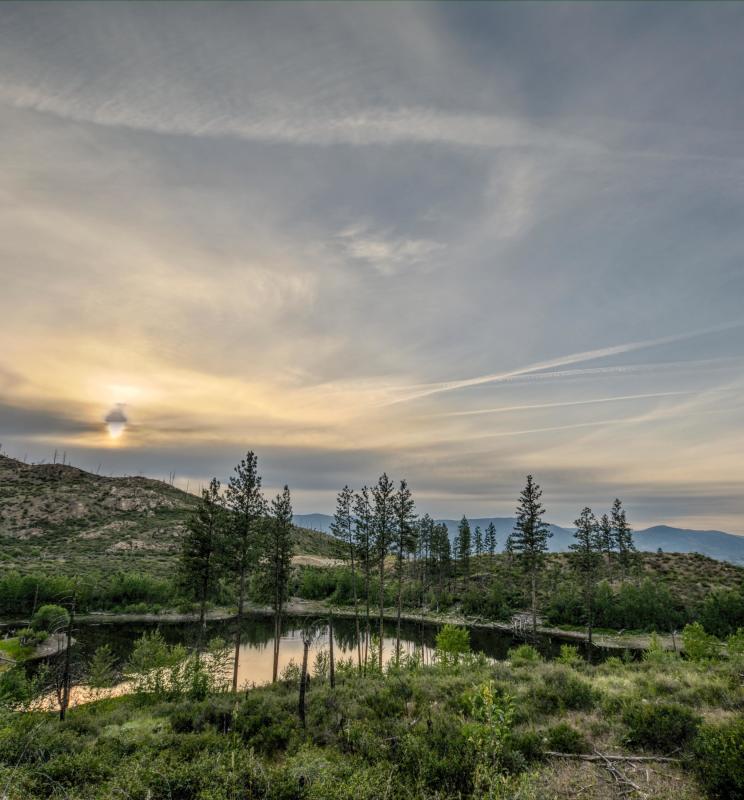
<box><xmin>224</xmin><ymin>452</ymin><xmax>266</xmax><ymax>691</ymax></box>
<box><xmin>178</xmin><ymin>478</ymin><xmax>224</xmax><ymax>650</ymax></box>
<box><xmin>392</xmin><ymin>480</ymin><xmax>416</xmax><ymax>664</ymax></box>
<box><xmin>457</xmin><ymin>516</ymin><xmax>472</xmax><ymax>579</ymax></box>
<box><xmin>598</xmin><ymin>512</ymin><xmax>614</xmax><ymax>581</ymax></box>
<box><xmin>569</xmin><ymin>507</ymin><xmax>602</xmax><ymax>647</ymax></box>
<box><xmin>485</xmin><ymin>522</ymin><xmax>497</xmax><ymax>558</ymax></box>
<box><xmin>511</xmin><ymin>475</ymin><xmax>552</xmax><ymax>633</ymax></box>
<box><xmin>474</xmin><ymin>525</ymin><xmax>484</xmax><ymax>559</ymax></box>
<box><xmin>372</xmin><ymin>473</ymin><xmax>396</xmax><ymax>669</ymax></box>
<box><xmin>331</xmin><ymin>486</ymin><xmax>361</xmax><ymax>670</ymax></box>
<box><xmin>417</xmin><ymin>513</ymin><xmax>434</xmax><ymax>589</ymax></box>
<box><xmin>262</xmin><ymin>485</ymin><xmax>294</xmax><ymax>682</ymax></box>
<box><xmin>353</xmin><ymin>486</ymin><xmax>373</xmax><ymax>670</ymax></box>
<box><xmin>611</xmin><ymin>498</ymin><xmax>636</xmax><ymax>581</ymax></box>
<box><xmin>428</xmin><ymin>522</ymin><xmax>451</xmax><ymax>609</ymax></box>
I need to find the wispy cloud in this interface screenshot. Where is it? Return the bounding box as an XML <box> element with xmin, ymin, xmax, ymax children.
<box><xmin>442</xmin><ymin>391</ymin><xmax>693</xmax><ymax>417</ymax></box>
<box><xmin>335</xmin><ymin>225</ymin><xmax>443</xmax><ymax>275</ymax></box>
<box><xmin>384</xmin><ymin>322</ymin><xmax>744</xmax><ymax>404</ymax></box>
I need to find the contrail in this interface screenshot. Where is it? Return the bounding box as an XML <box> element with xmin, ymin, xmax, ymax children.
<box><xmin>443</xmin><ymin>390</ymin><xmax>692</xmax><ymax>418</ymax></box>
<box><xmin>385</xmin><ymin>321</ymin><xmax>744</xmax><ymax>405</ymax></box>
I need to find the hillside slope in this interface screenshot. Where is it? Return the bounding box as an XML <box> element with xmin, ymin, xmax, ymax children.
<box><xmin>294</xmin><ymin>513</ymin><xmax>744</xmax><ymax>565</ymax></box>
<box><xmin>0</xmin><ymin>456</ymin><xmax>342</xmax><ymax>578</ymax></box>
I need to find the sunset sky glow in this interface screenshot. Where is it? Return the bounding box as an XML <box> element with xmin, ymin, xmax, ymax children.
<box><xmin>2</xmin><ymin>3</ymin><xmax>744</xmax><ymax>530</ymax></box>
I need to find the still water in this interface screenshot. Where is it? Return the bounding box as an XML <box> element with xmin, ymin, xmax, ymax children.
<box><xmin>33</xmin><ymin>614</ymin><xmax>596</xmax><ymax>707</ymax></box>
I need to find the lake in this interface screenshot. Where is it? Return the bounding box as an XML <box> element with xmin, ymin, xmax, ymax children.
<box><xmin>24</xmin><ymin>613</ymin><xmax>612</xmax><ymax>707</ymax></box>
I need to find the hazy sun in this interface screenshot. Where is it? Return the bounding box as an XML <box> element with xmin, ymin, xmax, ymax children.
<box><xmin>105</xmin><ymin>404</ymin><xmax>128</xmax><ymax>440</ymax></box>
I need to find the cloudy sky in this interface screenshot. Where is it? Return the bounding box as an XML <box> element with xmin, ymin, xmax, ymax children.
<box><xmin>2</xmin><ymin>2</ymin><xmax>744</xmax><ymax>530</ymax></box>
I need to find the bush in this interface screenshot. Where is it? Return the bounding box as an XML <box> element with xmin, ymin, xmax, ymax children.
<box><xmin>509</xmin><ymin>644</ymin><xmax>541</xmax><ymax>664</ymax></box>
<box><xmin>544</xmin><ymin>722</ymin><xmax>590</xmax><ymax>754</ymax></box>
<box><xmin>531</xmin><ymin>668</ymin><xmax>596</xmax><ymax>714</ymax></box>
<box><xmin>30</xmin><ymin>604</ymin><xmax>69</xmax><ymax>632</ymax></box>
<box><xmin>556</xmin><ymin>644</ymin><xmax>582</xmax><ymax>666</ymax></box>
<box><xmin>682</xmin><ymin>622</ymin><xmax>721</xmax><ymax>661</ymax></box>
<box><xmin>461</xmin><ymin>583</ymin><xmax>511</xmax><ymax>620</ymax></box>
<box><xmin>435</xmin><ymin>625</ymin><xmax>470</xmax><ymax>666</ymax></box>
<box><xmin>692</xmin><ymin>717</ymin><xmax>744</xmax><ymax>799</ymax></box>
<box><xmin>698</xmin><ymin>589</ymin><xmax>744</xmax><ymax>639</ymax></box>
<box><xmin>622</xmin><ymin>702</ymin><xmax>701</xmax><ymax>753</ymax></box>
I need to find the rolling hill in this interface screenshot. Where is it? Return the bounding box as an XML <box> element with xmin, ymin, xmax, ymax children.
<box><xmin>0</xmin><ymin>455</ymin><xmax>343</xmax><ymax>579</ymax></box>
<box><xmin>293</xmin><ymin>513</ymin><xmax>744</xmax><ymax>565</ymax></box>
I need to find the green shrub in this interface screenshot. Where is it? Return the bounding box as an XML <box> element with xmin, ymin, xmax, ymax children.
<box><xmin>682</xmin><ymin>622</ymin><xmax>721</xmax><ymax>661</ymax></box>
<box><xmin>30</xmin><ymin>603</ymin><xmax>69</xmax><ymax>632</ymax></box>
<box><xmin>698</xmin><ymin>589</ymin><xmax>744</xmax><ymax>639</ymax></box>
<box><xmin>556</xmin><ymin>644</ymin><xmax>582</xmax><ymax>666</ymax></box>
<box><xmin>726</xmin><ymin>628</ymin><xmax>744</xmax><ymax>663</ymax></box>
<box><xmin>435</xmin><ymin>625</ymin><xmax>470</xmax><ymax>666</ymax></box>
<box><xmin>622</xmin><ymin>701</ymin><xmax>701</xmax><ymax>753</ymax></box>
<box><xmin>692</xmin><ymin>717</ymin><xmax>744</xmax><ymax>799</ymax></box>
<box><xmin>531</xmin><ymin>668</ymin><xmax>596</xmax><ymax>714</ymax></box>
<box><xmin>544</xmin><ymin>722</ymin><xmax>590</xmax><ymax>754</ymax></box>
<box><xmin>508</xmin><ymin>644</ymin><xmax>540</xmax><ymax>664</ymax></box>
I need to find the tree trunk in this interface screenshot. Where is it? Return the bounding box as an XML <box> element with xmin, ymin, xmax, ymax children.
<box><xmin>299</xmin><ymin>640</ymin><xmax>309</xmax><ymax>727</ymax></box>
<box><xmin>60</xmin><ymin>596</ymin><xmax>75</xmax><ymax>721</ymax></box>
<box><xmin>378</xmin><ymin>553</ymin><xmax>385</xmax><ymax>670</ymax></box>
<box><xmin>531</xmin><ymin>570</ymin><xmax>537</xmax><ymax>634</ymax></box>
<box><xmin>231</xmin><ymin>566</ymin><xmax>245</xmax><ymax>692</ymax></box>
<box><xmin>272</xmin><ymin>601</ymin><xmax>281</xmax><ymax>683</ymax></box>
<box><xmin>363</xmin><ymin>561</ymin><xmax>370</xmax><ymax>674</ymax></box>
<box><xmin>328</xmin><ymin>613</ymin><xmax>335</xmax><ymax>689</ymax></box>
<box><xmin>395</xmin><ymin>546</ymin><xmax>403</xmax><ymax>666</ymax></box>
<box><xmin>350</xmin><ymin>543</ymin><xmax>361</xmax><ymax>672</ymax></box>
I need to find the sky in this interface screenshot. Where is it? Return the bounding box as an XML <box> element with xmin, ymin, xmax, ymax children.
<box><xmin>2</xmin><ymin>2</ymin><xmax>744</xmax><ymax>531</ymax></box>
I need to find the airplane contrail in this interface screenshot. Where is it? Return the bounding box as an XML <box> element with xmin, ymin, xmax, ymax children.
<box><xmin>442</xmin><ymin>390</ymin><xmax>692</xmax><ymax>418</ymax></box>
<box><xmin>384</xmin><ymin>321</ymin><xmax>744</xmax><ymax>405</ymax></box>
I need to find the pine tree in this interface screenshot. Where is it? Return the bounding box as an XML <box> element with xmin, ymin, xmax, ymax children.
<box><xmin>178</xmin><ymin>478</ymin><xmax>224</xmax><ymax>650</ymax></box>
<box><xmin>262</xmin><ymin>485</ymin><xmax>294</xmax><ymax>682</ymax></box>
<box><xmin>611</xmin><ymin>498</ymin><xmax>636</xmax><ymax>582</ymax></box>
<box><xmin>392</xmin><ymin>480</ymin><xmax>416</xmax><ymax>664</ymax></box>
<box><xmin>372</xmin><ymin>473</ymin><xmax>396</xmax><ymax>669</ymax></box>
<box><xmin>331</xmin><ymin>486</ymin><xmax>361</xmax><ymax>670</ymax></box>
<box><xmin>598</xmin><ymin>512</ymin><xmax>614</xmax><ymax>581</ymax></box>
<box><xmin>430</xmin><ymin>522</ymin><xmax>451</xmax><ymax>608</ymax></box>
<box><xmin>353</xmin><ymin>486</ymin><xmax>373</xmax><ymax>670</ymax></box>
<box><xmin>485</xmin><ymin>522</ymin><xmax>497</xmax><ymax>558</ymax></box>
<box><xmin>511</xmin><ymin>475</ymin><xmax>552</xmax><ymax>633</ymax></box>
<box><xmin>474</xmin><ymin>525</ymin><xmax>484</xmax><ymax>559</ymax></box>
<box><xmin>569</xmin><ymin>506</ymin><xmax>602</xmax><ymax>647</ymax></box>
<box><xmin>224</xmin><ymin>452</ymin><xmax>266</xmax><ymax>691</ymax></box>
<box><xmin>457</xmin><ymin>516</ymin><xmax>471</xmax><ymax>579</ymax></box>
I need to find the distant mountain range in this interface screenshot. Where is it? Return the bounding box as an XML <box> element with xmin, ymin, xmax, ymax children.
<box><xmin>293</xmin><ymin>514</ymin><xmax>744</xmax><ymax>566</ymax></box>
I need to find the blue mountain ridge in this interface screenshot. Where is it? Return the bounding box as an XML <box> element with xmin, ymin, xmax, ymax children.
<box><xmin>292</xmin><ymin>514</ymin><xmax>744</xmax><ymax>566</ymax></box>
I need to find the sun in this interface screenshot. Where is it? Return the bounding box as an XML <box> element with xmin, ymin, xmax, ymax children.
<box><xmin>104</xmin><ymin>404</ymin><xmax>128</xmax><ymax>440</ymax></box>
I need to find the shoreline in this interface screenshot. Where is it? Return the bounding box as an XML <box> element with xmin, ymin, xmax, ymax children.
<box><xmin>2</xmin><ymin>600</ymin><xmax>672</xmax><ymax>651</ymax></box>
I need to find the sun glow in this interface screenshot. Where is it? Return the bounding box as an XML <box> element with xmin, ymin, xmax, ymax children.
<box><xmin>104</xmin><ymin>404</ymin><xmax>128</xmax><ymax>440</ymax></box>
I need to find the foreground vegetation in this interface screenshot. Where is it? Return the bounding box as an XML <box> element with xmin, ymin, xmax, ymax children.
<box><xmin>2</xmin><ymin>633</ymin><xmax>743</xmax><ymax>800</ymax></box>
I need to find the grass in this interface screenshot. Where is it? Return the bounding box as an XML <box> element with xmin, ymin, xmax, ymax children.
<box><xmin>2</xmin><ymin>647</ymin><xmax>743</xmax><ymax>799</ymax></box>
<box><xmin>0</xmin><ymin>637</ymin><xmax>34</xmax><ymax>662</ymax></box>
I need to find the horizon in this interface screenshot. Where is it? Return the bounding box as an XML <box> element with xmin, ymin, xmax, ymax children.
<box><xmin>3</xmin><ymin>3</ymin><xmax>744</xmax><ymax>533</ymax></box>
<box><xmin>2</xmin><ymin>451</ymin><xmax>741</xmax><ymax>537</ymax></box>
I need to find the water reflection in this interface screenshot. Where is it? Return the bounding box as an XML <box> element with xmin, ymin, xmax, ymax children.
<box><xmin>38</xmin><ymin>613</ymin><xmax>581</xmax><ymax>708</ymax></box>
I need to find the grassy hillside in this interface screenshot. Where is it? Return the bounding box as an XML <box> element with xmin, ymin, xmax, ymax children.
<box><xmin>0</xmin><ymin>456</ymin><xmax>343</xmax><ymax>579</ymax></box>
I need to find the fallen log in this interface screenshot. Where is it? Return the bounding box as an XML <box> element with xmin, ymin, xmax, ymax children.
<box><xmin>546</xmin><ymin>751</ymin><xmax>680</xmax><ymax>764</ymax></box>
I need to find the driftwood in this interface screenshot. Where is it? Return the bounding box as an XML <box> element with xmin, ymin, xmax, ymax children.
<box><xmin>547</xmin><ymin>749</ymin><xmax>682</xmax><ymax>800</ymax></box>
<box><xmin>546</xmin><ymin>751</ymin><xmax>680</xmax><ymax>764</ymax></box>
